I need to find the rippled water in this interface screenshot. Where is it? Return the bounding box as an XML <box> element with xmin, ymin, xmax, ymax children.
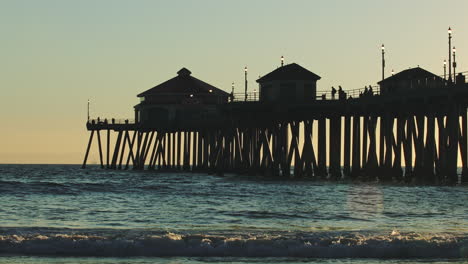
<box><xmin>0</xmin><ymin>164</ymin><xmax>467</xmax><ymax>262</ymax></box>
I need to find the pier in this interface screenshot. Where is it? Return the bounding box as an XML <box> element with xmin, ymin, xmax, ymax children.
<box><xmin>82</xmin><ymin>65</ymin><xmax>468</xmax><ymax>184</ymax></box>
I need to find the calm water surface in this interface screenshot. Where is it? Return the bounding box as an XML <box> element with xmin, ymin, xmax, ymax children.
<box><xmin>0</xmin><ymin>165</ymin><xmax>467</xmax><ymax>263</ymax></box>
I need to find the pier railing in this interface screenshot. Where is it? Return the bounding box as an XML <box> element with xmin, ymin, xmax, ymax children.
<box><xmin>87</xmin><ymin>118</ymin><xmax>135</xmax><ymax>125</ymax></box>
<box><xmin>231</xmin><ymin>86</ymin><xmax>381</xmax><ymax>102</ymax></box>
<box><xmin>232</xmin><ymin>92</ymin><xmax>259</xmax><ymax>102</ymax></box>
<box><xmin>316</xmin><ymin>86</ymin><xmax>380</xmax><ymax>100</ymax></box>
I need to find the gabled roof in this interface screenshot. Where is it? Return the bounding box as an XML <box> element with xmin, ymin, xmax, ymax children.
<box><xmin>378</xmin><ymin>67</ymin><xmax>444</xmax><ymax>85</ymax></box>
<box><xmin>138</xmin><ymin>68</ymin><xmax>229</xmax><ymax>97</ymax></box>
<box><xmin>256</xmin><ymin>63</ymin><xmax>321</xmax><ymax>83</ymax></box>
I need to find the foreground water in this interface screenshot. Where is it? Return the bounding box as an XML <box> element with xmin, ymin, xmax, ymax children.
<box><xmin>0</xmin><ymin>165</ymin><xmax>467</xmax><ymax>263</ymax></box>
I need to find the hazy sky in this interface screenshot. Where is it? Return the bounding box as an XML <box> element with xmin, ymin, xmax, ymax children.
<box><xmin>1</xmin><ymin>0</ymin><xmax>467</xmax><ymax>164</ymax></box>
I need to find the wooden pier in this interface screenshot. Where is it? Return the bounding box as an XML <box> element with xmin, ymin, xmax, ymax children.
<box><xmin>82</xmin><ymin>66</ymin><xmax>468</xmax><ymax>184</ymax></box>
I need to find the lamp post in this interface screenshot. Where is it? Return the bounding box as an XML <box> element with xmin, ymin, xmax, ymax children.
<box><xmin>444</xmin><ymin>60</ymin><xmax>447</xmax><ymax>80</ymax></box>
<box><xmin>391</xmin><ymin>69</ymin><xmax>394</xmax><ymax>76</ymax></box>
<box><xmin>381</xmin><ymin>44</ymin><xmax>385</xmax><ymax>80</ymax></box>
<box><xmin>281</xmin><ymin>56</ymin><xmax>284</xmax><ymax>67</ymax></box>
<box><xmin>244</xmin><ymin>66</ymin><xmax>248</xmax><ymax>101</ymax></box>
<box><xmin>87</xmin><ymin>99</ymin><xmax>90</xmax><ymax>121</ymax></box>
<box><xmin>448</xmin><ymin>27</ymin><xmax>452</xmax><ymax>83</ymax></box>
<box><xmin>453</xmin><ymin>46</ymin><xmax>457</xmax><ymax>82</ymax></box>
<box><xmin>231</xmin><ymin>82</ymin><xmax>235</xmax><ymax>102</ymax></box>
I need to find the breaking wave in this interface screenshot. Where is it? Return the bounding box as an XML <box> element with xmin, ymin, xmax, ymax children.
<box><xmin>0</xmin><ymin>229</ymin><xmax>467</xmax><ymax>258</ymax></box>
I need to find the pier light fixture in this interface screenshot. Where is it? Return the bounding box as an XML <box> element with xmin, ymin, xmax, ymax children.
<box><xmin>244</xmin><ymin>66</ymin><xmax>248</xmax><ymax>101</ymax></box>
<box><xmin>444</xmin><ymin>60</ymin><xmax>447</xmax><ymax>80</ymax></box>
<box><xmin>453</xmin><ymin>46</ymin><xmax>457</xmax><ymax>81</ymax></box>
<box><xmin>448</xmin><ymin>27</ymin><xmax>453</xmax><ymax>83</ymax></box>
<box><xmin>209</xmin><ymin>89</ymin><xmax>213</xmax><ymax>93</ymax></box>
<box><xmin>190</xmin><ymin>94</ymin><xmax>194</xmax><ymax>98</ymax></box>
<box><xmin>231</xmin><ymin>82</ymin><xmax>234</xmax><ymax>94</ymax></box>
<box><xmin>381</xmin><ymin>44</ymin><xmax>385</xmax><ymax>80</ymax></box>
<box><xmin>281</xmin><ymin>56</ymin><xmax>284</xmax><ymax>67</ymax></box>
<box><xmin>391</xmin><ymin>69</ymin><xmax>394</xmax><ymax>76</ymax></box>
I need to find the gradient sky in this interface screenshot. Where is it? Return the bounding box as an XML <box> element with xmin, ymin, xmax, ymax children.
<box><xmin>1</xmin><ymin>0</ymin><xmax>467</xmax><ymax>164</ymax></box>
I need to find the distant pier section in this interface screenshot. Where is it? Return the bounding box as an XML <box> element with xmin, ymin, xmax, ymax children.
<box><xmin>82</xmin><ymin>63</ymin><xmax>468</xmax><ymax>184</ymax></box>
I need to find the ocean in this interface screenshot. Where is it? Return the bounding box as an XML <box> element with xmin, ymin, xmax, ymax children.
<box><xmin>0</xmin><ymin>164</ymin><xmax>466</xmax><ymax>263</ymax></box>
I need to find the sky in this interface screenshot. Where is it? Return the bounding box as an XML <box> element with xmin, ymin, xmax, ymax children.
<box><xmin>0</xmin><ymin>0</ymin><xmax>467</xmax><ymax>164</ymax></box>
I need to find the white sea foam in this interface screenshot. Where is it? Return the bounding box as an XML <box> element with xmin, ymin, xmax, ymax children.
<box><xmin>0</xmin><ymin>230</ymin><xmax>466</xmax><ymax>258</ymax></box>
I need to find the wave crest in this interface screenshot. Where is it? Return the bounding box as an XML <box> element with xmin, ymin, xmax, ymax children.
<box><xmin>0</xmin><ymin>231</ymin><xmax>467</xmax><ymax>258</ymax></box>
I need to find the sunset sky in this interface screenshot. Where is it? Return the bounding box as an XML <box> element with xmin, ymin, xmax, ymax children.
<box><xmin>1</xmin><ymin>0</ymin><xmax>467</xmax><ymax>164</ymax></box>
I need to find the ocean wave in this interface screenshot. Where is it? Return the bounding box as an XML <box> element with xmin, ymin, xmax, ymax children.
<box><xmin>0</xmin><ymin>230</ymin><xmax>466</xmax><ymax>258</ymax></box>
<box><xmin>0</xmin><ymin>180</ymin><xmax>115</xmax><ymax>195</ymax></box>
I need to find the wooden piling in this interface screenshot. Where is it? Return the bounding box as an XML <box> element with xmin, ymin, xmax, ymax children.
<box><xmin>81</xmin><ymin>130</ymin><xmax>95</xmax><ymax>169</ymax></box>
<box><xmin>317</xmin><ymin>117</ymin><xmax>327</xmax><ymax>177</ymax></box>
<box><xmin>351</xmin><ymin>115</ymin><xmax>361</xmax><ymax>177</ymax></box>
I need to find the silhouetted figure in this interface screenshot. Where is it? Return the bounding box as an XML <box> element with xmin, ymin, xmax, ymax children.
<box><xmin>338</xmin><ymin>86</ymin><xmax>344</xmax><ymax>100</ymax></box>
<box><xmin>369</xmin><ymin>86</ymin><xmax>373</xmax><ymax>96</ymax></box>
<box><xmin>322</xmin><ymin>94</ymin><xmax>326</xmax><ymax>100</ymax></box>
<box><xmin>364</xmin><ymin>87</ymin><xmax>368</xmax><ymax>96</ymax></box>
<box><xmin>331</xmin><ymin>86</ymin><xmax>337</xmax><ymax>99</ymax></box>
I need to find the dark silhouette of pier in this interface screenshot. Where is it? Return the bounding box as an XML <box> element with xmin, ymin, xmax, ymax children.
<box><xmin>82</xmin><ymin>64</ymin><xmax>468</xmax><ymax>184</ymax></box>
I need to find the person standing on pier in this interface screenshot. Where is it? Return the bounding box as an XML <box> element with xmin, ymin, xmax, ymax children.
<box><xmin>331</xmin><ymin>86</ymin><xmax>337</xmax><ymax>99</ymax></box>
<box><xmin>338</xmin><ymin>86</ymin><xmax>345</xmax><ymax>100</ymax></box>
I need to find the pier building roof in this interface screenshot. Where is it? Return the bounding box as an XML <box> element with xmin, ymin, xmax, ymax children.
<box><xmin>256</xmin><ymin>63</ymin><xmax>321</xmax><ymax>83</ymax></box>
<box><xmin>137</xmin><ymin>68</ymin><xmax>229</xmax><ymax>97</ymax></box>
<box><xmin>378</xmin><ymin>67</ymin><xmax>444</xmax><ymax>85</ymax></box>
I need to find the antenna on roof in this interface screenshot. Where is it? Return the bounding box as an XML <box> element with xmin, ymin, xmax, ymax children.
<box><xmin>281</xmin><ymin>56</ymin><xmax>284</xmax><ymax>67</ymax></box>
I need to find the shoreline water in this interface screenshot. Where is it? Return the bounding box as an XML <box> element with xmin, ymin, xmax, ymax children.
<box><xmin>0</xmin><ymin>164</ymin><xmax>466</xmax><ymax>261</ymax></box>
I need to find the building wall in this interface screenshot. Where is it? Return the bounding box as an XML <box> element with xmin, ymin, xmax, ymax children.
<box><xmin>136</xmin><ymin>104</ymin><xmax>221</xmax><ymax>128</ymax></box>
<box><xmin>260</xmin><ymin>80</ymin><xmax>316</xmax><ymax>103</ymax></box>
<box><xmin>381</xmin><ymin>78</ymin><xmax>445</xmax><ymax>95</ymax></box>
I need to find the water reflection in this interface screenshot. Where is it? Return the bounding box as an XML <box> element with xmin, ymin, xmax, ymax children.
<box><xmin>346</xmin><ymin>184</ymin><xmax>384</xmax><ymax>221</ymax></box>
